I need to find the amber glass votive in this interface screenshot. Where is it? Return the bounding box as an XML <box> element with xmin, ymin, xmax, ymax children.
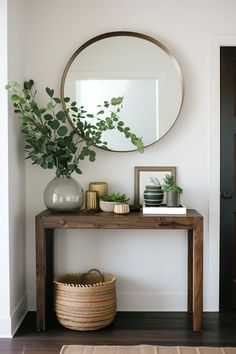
<box><xmin>89</xmin><ymin>182</ymin><xmax>108</xmax><ymax>197</ymax></box>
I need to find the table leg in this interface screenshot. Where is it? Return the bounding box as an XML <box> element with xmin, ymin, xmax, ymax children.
<box><xmin>45</xmin><ymin>229</ymin><xmax>54</xmax><ymax>317</ymax></box>
<box><xmin>188</xmin><ymin>229</ymin><xmax>193</xmax><ymax>313</ymax></box>
<box><xmin>36</xmin><ymin>215</ymin><xmax>46</xmax><ymax>331</ymax></box>
<box><xmin>193</xmin><ymin>218</ymin><xmax>203</xmax><ymax>332</ymax></box>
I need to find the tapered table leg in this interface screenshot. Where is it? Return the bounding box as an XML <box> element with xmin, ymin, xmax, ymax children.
<box><xmin>36</xmin><ymin>215</ymin><xmax>46</xmax><ymax>331</ymax></box>
<box><xmin>193</xmin><ymin>218</ymin><xmax>203</xmax><ymax>332</ymax></box>
<box><xmin>188</xmin><ymin>229</ymin><xmax>193</xmax><ymax>313</ymax></box>
<box><xmin>45</xmin><ymin>229</ymin><xmax>54</xmax><ymax>317</ymax></box>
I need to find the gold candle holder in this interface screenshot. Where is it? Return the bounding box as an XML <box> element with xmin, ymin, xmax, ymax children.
<box><xmin>89</xmin><ymin>182</ymin><xmax>108</xmax><ymax>197</ymax></box>
<box><xmin>114</xmin><ymin>203</ymin><xmax>130</xmax><ymax>214</ymax></box>
<box><xmin>85</xmin><ymin>190</ymin><xmax>99</xmax><ymax>210</ymax></box>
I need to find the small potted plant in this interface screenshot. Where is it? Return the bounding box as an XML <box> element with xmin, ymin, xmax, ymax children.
<box><xmin>162</xmin><ymin>175</ymin><xmax>183</xmax><ymax>207</ymax></box>
<box><xmin>143</xmin><ymin>177</ymin><xmax>164</xmax><ymax>207</ymax></box>
<box><xmin>100</xmin><ymin>193</ymin><xmax>129</xmax><ymax>212</ymax></box>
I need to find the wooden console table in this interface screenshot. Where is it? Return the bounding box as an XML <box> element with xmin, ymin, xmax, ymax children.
<box><xmin>35</xmin><ymin>209</ymin><xmax>203</xmax><ymax>332</ymax></box>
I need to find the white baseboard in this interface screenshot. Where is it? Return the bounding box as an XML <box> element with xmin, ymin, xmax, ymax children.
<box><xmin>11</xmin><ymin>295</ymin><xmax>27</xmax><ymax>336</ymax></box>
<box><xmin>0</xmin><ymin>295</ymin><xmax>27</xmax><ymax>338</ymax></box>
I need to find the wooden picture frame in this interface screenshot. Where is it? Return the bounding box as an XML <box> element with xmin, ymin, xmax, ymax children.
<box><xmin>134</xmin><ymin>166</ymin><xmax>176</xmax><ymax>205</ymax></box>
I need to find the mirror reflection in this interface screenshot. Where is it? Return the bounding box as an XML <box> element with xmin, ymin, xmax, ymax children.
<box><xmin>61</xmin><ymin>32</ymin><xmax>184</xmax><ymax>152</ymax></box>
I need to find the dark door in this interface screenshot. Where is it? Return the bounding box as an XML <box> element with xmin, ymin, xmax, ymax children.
<box><xmin>220</xmin><ymin>47</ymin><xmax>236</xmax><ymax>310</ymax></box>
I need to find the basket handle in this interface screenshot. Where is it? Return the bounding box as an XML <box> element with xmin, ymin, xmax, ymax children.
<box><xmin>82</xmin><ymin>268</ymin><xmax>104</xmax><ymax>282</ymax></box>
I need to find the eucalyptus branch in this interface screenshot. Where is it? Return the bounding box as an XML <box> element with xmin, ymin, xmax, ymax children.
<box><xmin>6</xmin><ymin>80</ymin><xmax>144</xmax><ymax>176</ymax></box>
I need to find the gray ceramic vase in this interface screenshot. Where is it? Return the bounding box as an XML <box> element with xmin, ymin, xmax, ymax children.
<box><xmin>166</xmin><ymin>191</ymin><xmax>180</xmax><ymax>207</ymax></box>
<box><xmin>44</xmin><ymin>175</ymin><xmax>84</xmax><ymax>211</ymax></box>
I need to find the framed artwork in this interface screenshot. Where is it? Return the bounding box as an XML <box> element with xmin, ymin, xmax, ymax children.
<box><xmin>134</xmin><ymin>166</ymin><xmax>176</xmax><ymax>205</ymax></box>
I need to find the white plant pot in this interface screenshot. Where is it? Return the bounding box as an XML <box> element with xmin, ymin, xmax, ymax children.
<box><xmin>99</xmin><ymin>200</ymin><xmax>116</xmax><ymax>212</ymax></box>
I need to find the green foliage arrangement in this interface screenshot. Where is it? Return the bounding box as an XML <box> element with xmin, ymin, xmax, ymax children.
<box><xmin>100</xmin><ymin>193</ymin><xmax>129</xmax><ymax>202</ymax></box>
<box><xmin>162</xmin><ymin>175</ymin><xmax>183</xmax><ymax>194</ymax></box>
<box><xmin>6</xmin><ymin>80</ymin><xmax>144</xmax><ymax>177</ymax></box>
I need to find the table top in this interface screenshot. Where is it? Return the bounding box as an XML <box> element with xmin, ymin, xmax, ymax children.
<box><xmin>36</xmin><ymin>209</ymin><xmax>203</xmax><ymax>230</ymax></box>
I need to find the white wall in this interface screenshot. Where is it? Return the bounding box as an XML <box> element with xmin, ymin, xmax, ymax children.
<box><xmin>0</xmin><ymin>0</ymin><xmax>27</xmax><ymax>338</ymax></box>
<box><xmin>0</xmin><ymin>0</ymin><xmax>11</xmax><ymax>337</ymax></box>
<box><xmin>8</xmin><ymin>0</ymin><xmax>27</xmax><ymax>335</ymax></box>
<box><xmin>23</xmin><ymin>0</ymin><xmax>236</xmax><ymax>312</ymax></box>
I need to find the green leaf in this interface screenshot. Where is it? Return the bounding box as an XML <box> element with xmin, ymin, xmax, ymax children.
<box><xmin>81</xmin><ymin>147</ymin><xmax>90</xmax><ymax>156</ymax></box>
<box><xmin>30</xmin><ymin>101</ymin><xmax>38</xmax><ymax>113</ymax></box>
<box><xmin>67</xmin><ymin>164</ymin><xmax>75</xmax><ymax>171</ymax></box>
<box><xmin>106</xmin><ymin>118</ymin><xmax>113</xmax><ymax>125</ymax></box>
<box><xmin>89</xmin><ymin>150</ymin><xmax>96</xmax><ymax>162</ymax></box>
<box><xmin>48</xmin><ymin>162</ymin><xmax>54</xmax><ymax>169</ymax></box>
<box><xmin>97</xmin><ymin>110</ymin><xmax>104</xmax><ymax>115</ymax></box>
<box><xmin>45</xmin><ymin>155</ymin><xmax>54</xmax><ymax>162</ymax></box>
<box><xmin>41</xmin><ymin>161</ymin><xmax>48</xmax><ymax>169</ymax></box>
<box><xmin>56</xmin><ymin>167</ymin><xmax>62</xmax><ymax>177</ymax></box>
<box><xmin>57</xmin><ymin>137</ymin><xmax>67</xmax><ymax>147</ymax></box>
<box><xmin>79</xmin><ymin>153</ymin><xmax>85</xmax><ymax>160</ymax></box>
<box><xmin>44</xmin><ymin>114</ymin><xmax>53</xmax><ymax>121</ymax></box>
<box><xmin>46</xmin><ymin>143</ymin><xmax>55</xmax><ymax>153</ymax></box>
<box><xmin>24</xmin><ymin>80</ymin><xmax>34</xmax><ymax>90</ymax></box>
<box><xmin>46</xmin><ymin>87</ymin><xmax>54</xmax><ymax>98</ymax></box>
<box><xmin>36</xmin><ymin>157</ymin><xmax>43</xmax><ymax>165</ymax></box>
<box><xmin>11</xmin><ymin>94</ymin><xmax>20</xmax><ymax>102</ymax></box>
<box><xmin>76</xmin><ymin>121</ymin><xmax>83</xmax><ymax>131</ymax></box>
<box><xmin>137</xmin><ymin>144</ymin><xmax>144</xmax><ymax>153</ymax></box>
<box><xmin>48</xmin><ymin>120</ymin><xmax>60</xmax><ymax>129</ymax></box>
<box><xmin>47</xmin><ymin>102</ymin><xmax>53</xmax><ymax>110</ymax></box>
<box><xmin>86</xmin><ymin>114</ymin><xmax>94</xmax><ymax>118</ymax></box>
<box><xmin>71</xmin><ymin>106</ymin><xmax>78</xmax><ymax>112</ymax></box>
<box><xmin>31</xmin><ymin>155</ymin><xmax>38</xmax><ymax>162</ymax></box>
<box><xmin>111</xmin><ymin>97</ymin><xmax>123</xmax><ymax>105</ymax></box>
<box><xmin>75</xmin><ymin>167</ymin><xmax>82</xmax><ymax>174</ymax></box>
<box><xmin>64</xmin><ymin>97</ymin><xmax>70</xmax><ymax>103</ymax></box>
<box><xmin>56</xmin><ymin>111</ymin><xmax>66</xmax><ymax>120</ymax></box>
<box><xmin>34</xmin><ymin>109</ymin><xmax>42</xmax><ymax>117</ymax></box>
<box><xmin>53</xmin><ymin>97</ymin><xmax>61</xmax><ymax>103</ymax></box>
<box><xmin>65</xmin><ymin>131</ymin><xmax>75</xmax><ymax>142</ymax></box>
<box><xmin>57</xmin><ymin>126</ymin><xmax>68</xmax><ymax>136</ymax></box>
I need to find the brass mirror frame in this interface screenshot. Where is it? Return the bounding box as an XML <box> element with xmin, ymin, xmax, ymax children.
<box><xmin>60</xmin><ymin>31</ymin><xmax>184</xmax><ymax>152</ymax></box>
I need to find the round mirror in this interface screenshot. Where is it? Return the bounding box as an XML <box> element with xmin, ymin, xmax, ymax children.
<box><xmin>61</xmin><ymin>31</ymin><xmax>184</xmax><ymax>152</ymax></box>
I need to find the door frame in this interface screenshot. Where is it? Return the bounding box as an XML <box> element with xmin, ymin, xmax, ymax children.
<box><xmin>209</xmin><ymin>36</ymin><xmax>236</xmax><ymax>311</ymax></box>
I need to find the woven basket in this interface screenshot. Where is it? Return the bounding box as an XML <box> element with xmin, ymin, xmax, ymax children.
<box><xmin>54</xmin><ymin>269</ymin><xmax>116</xmax><ymax>331</ymax></box>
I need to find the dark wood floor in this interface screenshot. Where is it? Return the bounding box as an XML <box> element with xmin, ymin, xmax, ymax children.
<box><xmin>0</xmin><ymin>311</ymin><xmax>236</xmax><ymax>354</ymax></box>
